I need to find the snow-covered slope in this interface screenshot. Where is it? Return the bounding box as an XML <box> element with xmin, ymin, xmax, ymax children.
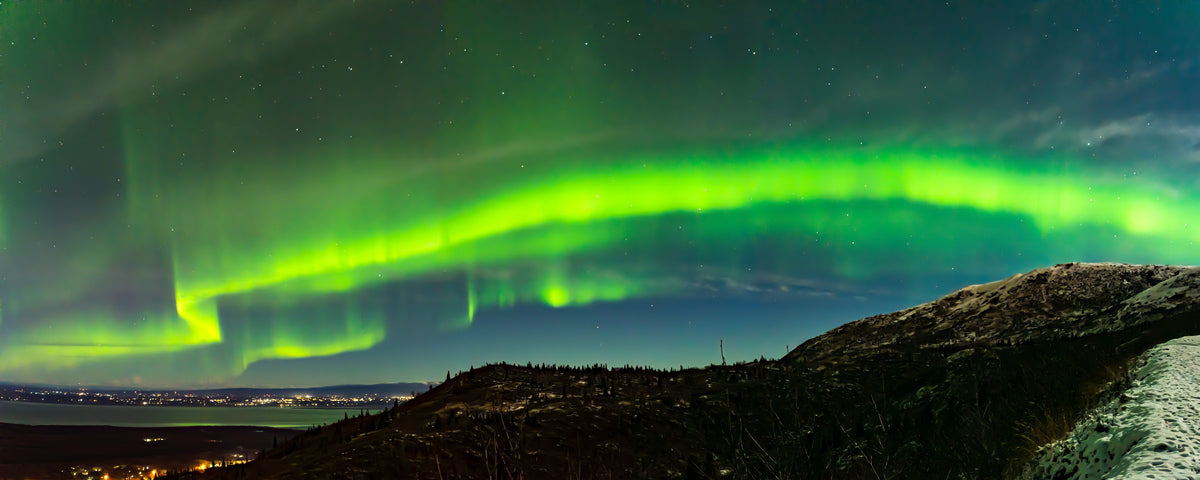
<box><xmin>1023</xmin><ymin>336</ymin><xmax>1200</xmax><ymax>479</ymax></box>
<box><xmin>786</xmin><ymin>263</ymin><xmax>1187</xmax><ymax>364</ymax></box>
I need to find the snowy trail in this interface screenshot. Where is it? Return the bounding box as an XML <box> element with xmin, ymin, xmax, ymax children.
<box><xmin>1025</xmin><ymin>336</ymin><xmax>1200</xmax><ymax>479</ymax></box>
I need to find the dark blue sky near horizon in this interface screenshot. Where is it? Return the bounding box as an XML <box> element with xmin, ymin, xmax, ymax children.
<box><xmin>3</xmin><ymin>1</ymin><xmax>1200</xmax><ymax>387</ymax></box>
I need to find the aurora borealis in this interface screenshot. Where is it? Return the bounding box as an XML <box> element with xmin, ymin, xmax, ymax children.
<box><xmin>3</xmin><ymin>2</ymin><xmax>1200</xmax><ymax>387</ymax></box>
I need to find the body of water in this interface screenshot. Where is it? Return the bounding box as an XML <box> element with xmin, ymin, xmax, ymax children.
<box><xmin>0</xmin><ymin>400</ymin><xmax>373</xmax><ymax>429</ymax></box>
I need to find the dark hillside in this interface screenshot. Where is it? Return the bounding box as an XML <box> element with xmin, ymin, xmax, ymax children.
<box><xmin>185</xmin><ymin>263</ymin><xmax>1200</xmax><ymax>479</ymax></box>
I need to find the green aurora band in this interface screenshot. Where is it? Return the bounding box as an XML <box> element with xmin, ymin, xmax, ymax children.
<box><xmin>1</xmin><ymin>139</ymin><xmax>1196</xmax><ymax>380</ymax></box>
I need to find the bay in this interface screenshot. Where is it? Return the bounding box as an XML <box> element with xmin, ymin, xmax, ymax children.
<box><xmin>0</xmin><ymin>400</ymin><xmax>373</xmax><ymax>429</ymax></box>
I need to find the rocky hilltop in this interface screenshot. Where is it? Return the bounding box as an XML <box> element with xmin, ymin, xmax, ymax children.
<box><xmin>788</xmin><ymin>263</ymin><xmax>1185</xmax><ymax>362</ymax></box>
<box><xmin>185</xmin><ymin>263</ymin><xmax>1200</xmax><ymax>479</ymax></box>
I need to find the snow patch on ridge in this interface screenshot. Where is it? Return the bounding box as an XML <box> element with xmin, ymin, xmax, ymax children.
<box><xmin>1023</xmin><ymin>336</ymin><xmax>1200</xmax><ymax>479</ymax></box>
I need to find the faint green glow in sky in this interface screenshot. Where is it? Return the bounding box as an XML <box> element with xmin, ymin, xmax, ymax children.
<box><xmin>6</xmin><ymin>0</ymin><xmax>1200</xmax><ymax>388</ymax></box>
<box><xmin>2</xmin><ymin>139</ymin><xmax>1195</xmax><ymax>379</ymax></box>
<box><xmin>160</xmin><ymin>144</ymin><xmax>1195</xmax><ymax>312</ymax></box>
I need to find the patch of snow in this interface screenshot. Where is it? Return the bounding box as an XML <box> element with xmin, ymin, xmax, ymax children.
<box><xmin>1119</xmin><ymin>268</ymin><xmax>1200</xmax><ymax>315</ymax></box>
<box><xmin>1023</xmin><ymin>336</ymin><xmax>1200</xmax><ymax>479</ymax></box>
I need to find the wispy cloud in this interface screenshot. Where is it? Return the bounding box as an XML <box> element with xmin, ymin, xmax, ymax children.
<box><xmin>1</xmin><ymin>0</ymin><xmax>364</xmax><ymax>167</ymax></box>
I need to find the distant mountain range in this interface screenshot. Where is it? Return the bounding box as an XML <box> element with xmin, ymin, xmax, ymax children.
<box><xmin>172</xmin><ymin>263</ymin><xmax>1200</xmax><ymax>479</ymax></box>
<box><xmin>185</xmin><ymin>383</ymin><xmax>434</xmax><ymax>398</ymax></box>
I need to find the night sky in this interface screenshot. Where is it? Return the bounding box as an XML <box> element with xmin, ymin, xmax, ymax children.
<box><xmin>3</xmin><ymin>1</ymin><xmax>1199</xmax><ymax>388</ymax></box>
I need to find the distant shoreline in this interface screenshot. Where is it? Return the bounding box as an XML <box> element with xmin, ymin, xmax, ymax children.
<box><xmin>0</xmin><ymin>422</ymin><xmax>297</xmax><ymax>480</ymax></box>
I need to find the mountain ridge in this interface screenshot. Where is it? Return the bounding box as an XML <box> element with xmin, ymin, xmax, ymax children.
<box><xmin>787</xmin><ymin>263</ymin><xmax>1187</xmax><ymax>363</ymax></box>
